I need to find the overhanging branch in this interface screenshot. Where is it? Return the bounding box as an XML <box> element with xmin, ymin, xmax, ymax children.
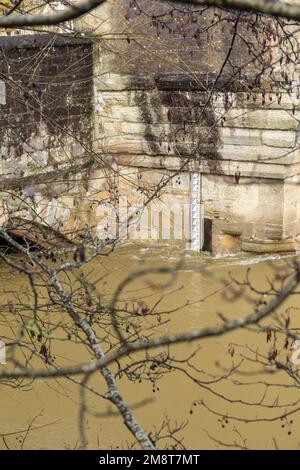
<box><xmin>0</xmin><ymin>266</ymin><xmax>298</xmax><ymax>380</ymax></box>
<box><xmin>0</xmin><ymin>1</ymin><xmax>299</xmax><ymax>29</ymax></box>
<box><xmin>0</xmin><ymin>0</ymin><xmax>106</xmax><ymax>27</ymax></box>
<box><xmin>167</xmin><ymin>0</ymin><xmax>300</xmax><ymax>21</ymax></box>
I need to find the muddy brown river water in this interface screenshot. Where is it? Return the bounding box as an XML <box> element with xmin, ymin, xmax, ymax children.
<box><xmin>0</xmin><ymin>244</ymin><xmax>300</xmax><ymax>450</ymax></box>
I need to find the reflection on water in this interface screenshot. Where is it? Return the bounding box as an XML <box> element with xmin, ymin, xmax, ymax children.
<box><xmin>0</xmin><ymin>243</ymin><xmax>299</xmax><ymax>450</ymax></box>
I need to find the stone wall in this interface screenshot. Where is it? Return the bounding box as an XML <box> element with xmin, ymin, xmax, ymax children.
<box><xmin>90</xmin><ymin>0</ymin><xmax>300</xmax><ymax>253</ymax></box>
<box><xmin>0</xmin><ymin>34</ymin><xmax>98</xmax><ymax>244</ymax></box>
<box><xmin>0</xmin><ymin>35</ymin><xmax>93</xmax><ymax>173</ymax></box>
<box><xmin>1</xmin><ymin>2</ymin><xmax>300</xmax><ymax>253</ymax></box>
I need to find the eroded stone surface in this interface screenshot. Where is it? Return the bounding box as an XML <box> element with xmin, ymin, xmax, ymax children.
<box><xmin>1</xmin><ymin>4</ymin><xmax>300</xmax><ymax>254</ymax></box>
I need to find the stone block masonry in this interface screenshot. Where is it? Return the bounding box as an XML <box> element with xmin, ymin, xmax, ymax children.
<box><xmin>0</xmin><ymin>35</ymin><xmax>93</xmax><ymax>177</ymax></box>
<box><xmin>0</xmin><ymin>34</ymin><xmax>96</xmax><ymax>244</ymax></box>
<box><xmin>88</xmin><ymin>0</ymin><xmax>300</xmax><ymax>254</ymax></box>
<box><xmin>1</xmin><ymin>0</ymin><xmax>300</xmax><ymax>254</ymax></box>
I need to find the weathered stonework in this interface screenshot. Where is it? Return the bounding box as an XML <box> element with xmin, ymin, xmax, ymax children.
<box><xmin>93</xmin><ymin>65</ymin><xmax>300</xmax><ymax>252</ymax></box>
<box><xmin>0</xmin><ymin>35</ymin><xmax>98</xmax><ymax>244</ymax></box>
<box><xmin>88</xmin><ymin>1</ymin><xmax>300</xmax><ymax>254</ymax></box>
<box><xmin>1</xmin><ymin>1</ymin><xmax>300</xmax><ymax>254</ymax></box>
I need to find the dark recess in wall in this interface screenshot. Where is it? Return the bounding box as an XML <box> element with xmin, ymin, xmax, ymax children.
<box><xmin>0</xmin><ymin>33</ymin><xmax>93</xmax><ymax>161</ymax></box>
<box><xmin>203</xmin><ymin>218</ymin><xmax>213</xmax><ymax>253</ymax></box>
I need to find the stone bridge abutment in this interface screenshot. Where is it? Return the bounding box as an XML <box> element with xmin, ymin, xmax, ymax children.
<box><xmin>1</xmin><ymin>1</ymin><xmax>300</xmax><ymax>254</ymax></box>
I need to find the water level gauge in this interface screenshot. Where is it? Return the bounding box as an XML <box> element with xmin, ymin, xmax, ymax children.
<box><xmin>190</xmin><ymin>172</ymin><xmax>204</xmax><ymax>251</ymax></box>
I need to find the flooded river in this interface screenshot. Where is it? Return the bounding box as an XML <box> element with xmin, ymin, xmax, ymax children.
<box><xmin>0</xmin><ymin>244</ymin><xmax>300</xmax><ymax>450</ymax></box>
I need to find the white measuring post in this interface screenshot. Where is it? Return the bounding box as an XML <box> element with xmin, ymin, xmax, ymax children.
<box><xmin>0</xmin><ymin>340</ymin><xmax>6</xmax><ymax>364</ymax></box>
<box><xmin>190</xmin><ymin>172</ymin><xmax>204</xmax><ymax>251</ymax></box>
<box><xmin>0</xmin><ymin>81</ymin><xmax>5</xmax><ymax>105</ymax></box>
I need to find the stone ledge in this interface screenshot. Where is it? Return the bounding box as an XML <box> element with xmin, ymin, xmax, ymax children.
<box><xmin>217</xmin><ymin>108</ymin><xmax>300</xmax><ymax>131</ymax></box>
<box><xmin>241</xmin><ymin>238</ymin><xmax>296</xmax><ymax>253</ymax></box>
<box><xmin>0</xmin><ymin>157</ymin><xmax>94</xmax><ymax>190</ymax></box>
<box><xmin>97</xmin><ymin>89</ymin><xmax>300</xmax><ymax>114</ymax></box>
<box><xmin>103</xmin><ymin>136</ymin><xmax>297</xmax><ymax>165</ymax></box>
<box><xmin>0</xmin><ymin>33</ymin><xmax>92</xmax><ymax>50</ymax></box>
<box><xmin>113</xmin><ymin>154</ymin><xmax>287</xmax><ymax>179</ymax></box>
<box><xmin>94</xmin><ymin>73</ymin><xmax>299</xmax><ymax>93</ymax></box>
<box><xmin>220</xmin><ymin>144</ymin><xmax>297</xmax><ymax>164</ymax></box>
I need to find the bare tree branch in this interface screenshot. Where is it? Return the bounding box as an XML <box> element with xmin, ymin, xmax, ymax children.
<box><xmin>0</xmin><ymin>0</ymin><xmax>106</xmax><ymax>28</ymax></box>
<box><xmin>168</xmin><ymin>0</ymin><xmax>300</xmax><ymax>21</ymax></box>
<box><xmin>1</xmin><ymin>265</ymin><xmax>298</xmax><ymax>380</ymax></box>
<box><xmin>0</xmin><ymin>0</ymin><xmax>299</xmax><ymax>29</ymax></box>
